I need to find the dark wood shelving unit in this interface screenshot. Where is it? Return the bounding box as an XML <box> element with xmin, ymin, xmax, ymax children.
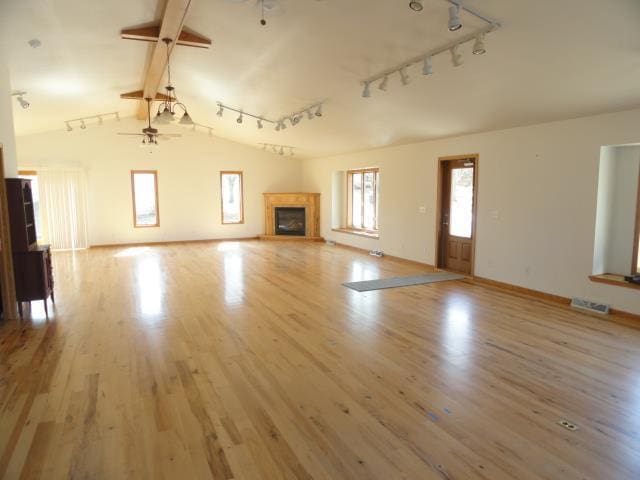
<box><xmin>5</xmin><ymin>178</ymin><xmax>54</xmax><ymax>317</ymax></box>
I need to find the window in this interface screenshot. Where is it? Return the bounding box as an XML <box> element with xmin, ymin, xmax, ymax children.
<box><xmin>17</xmin><ymin>170</ymin><xmax>42</xmax><ymax>239</ymax></box>
<box><xmin>221</xmin><ymin>171</ymin><xmax>244</xmax><ymax>224</ymax></box>
<box><xmin>131</xmin><ymin>171</ymin><xmax>159</xmax><ymax>227</ymax></box>
<box><xmin>347</xmin><ymin>168</ymin><xmax>379</xmax><ymax>232</ymax></box>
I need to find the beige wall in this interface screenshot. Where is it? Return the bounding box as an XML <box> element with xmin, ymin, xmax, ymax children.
<box><xmin>302</xmin><ymin>109</ymin><xmax>640</xmax><ymax>315</ymax></box>
<box><xmin>16</xmin><ymin>118</ymin><xmax>302</xmax><ymax>245</ymax></box>
<box><xmin>0</xmin><ymin>50</ymin><xmax>18</xmax><ymax>177</ymax></box>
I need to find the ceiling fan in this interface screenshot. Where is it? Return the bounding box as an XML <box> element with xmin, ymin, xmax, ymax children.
<box><xmin>117</xmin><ymin>98</ymin><xmax>182</xmax><ymax>145</ymax></box>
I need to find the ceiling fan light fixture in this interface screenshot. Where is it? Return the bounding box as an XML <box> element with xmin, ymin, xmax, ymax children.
<box><xmin>179</xmin><ymin>111</ymin><xmax>194</xmax><ymax>125</ymax></box>
<box><xmin>159</xmin><ymin>108</ymin><xmax>174</xmax><ymax>122</ymax></box>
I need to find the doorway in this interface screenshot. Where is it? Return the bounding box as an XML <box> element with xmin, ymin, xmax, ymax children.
<box><xmin>436</xmin><ymin>154</ymin><xmax>478</xmax><ymax>275</ymax></box>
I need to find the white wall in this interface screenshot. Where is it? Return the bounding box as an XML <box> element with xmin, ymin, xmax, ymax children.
<box><xmin>302</xmin><ymin>109</ymin><xmax>640</xmax><ymax>315</ymax></box>
<box><xmin>0</xmin><ymin>50</ymin><xmax>18</xmax><ymax>177</ymax></box>
<box><xmin>16</xmin><ymin>118</ymin><xmax>302</xmax><ymax>245</ymax></box>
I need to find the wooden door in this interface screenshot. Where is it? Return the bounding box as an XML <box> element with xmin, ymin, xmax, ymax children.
<box><xmin>437</xmin><ymin>156</ymin><xmax>477</xmax><ymax>275</ymax></box>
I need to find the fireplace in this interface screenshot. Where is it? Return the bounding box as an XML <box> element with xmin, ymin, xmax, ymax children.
<box><xmin>275</xmin><ymin>207</ymin><xmax>306</xmax><ymax>236</ymax></box>
<box><xmin>260</xmin><ymin>193</ymin><xmax>321</xmax><ymax>240</ymax></box>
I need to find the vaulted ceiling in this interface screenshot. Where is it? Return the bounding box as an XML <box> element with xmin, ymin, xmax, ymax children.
<box><xmin>2</xmin><ymin>0</ymin><xmax>640</xmax><ymax>158</ymax></box>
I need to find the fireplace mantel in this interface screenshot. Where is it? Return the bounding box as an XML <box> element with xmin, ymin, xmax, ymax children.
<box><xmin>260</xmin><ymin>193</ymin><xmax>322</xmax><ymax>241</ymax></box>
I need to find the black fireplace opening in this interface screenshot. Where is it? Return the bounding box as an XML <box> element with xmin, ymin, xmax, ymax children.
<box><xmin>275</xmin><ymin>207</ymin><xmax>306</xmax><ymax>236</ymax></box>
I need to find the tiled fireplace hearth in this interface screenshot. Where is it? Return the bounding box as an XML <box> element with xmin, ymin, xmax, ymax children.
<box><xmin>260</xmin><ymin>193</ymin><xmax>322</xmax><ymax>241</ymax></box>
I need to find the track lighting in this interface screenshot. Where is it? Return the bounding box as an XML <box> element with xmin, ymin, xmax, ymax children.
<box><xmin>315</xmin><ymin>104</ymin><xmax>323</xmax><ymax>117</ymax></box>
<box><xmin>216</xmin><ymin>102</ymin><xmax>274</xmax><ymax>130</ymax></box>
<box><xmin>362</xmin><ymin>82</ymin><xmax>371</xmax><ymax>98</ymax></box>
<box><xmin>450</xmin><ymin>45</ymin><xmax>463</xmax><ymax>67</ymax></box>
<box><xmin>399</xmin><ymin>67</ymin><xmax>410</xmax><ymax>86</ymax></box>
<box><xmin>448</xmin><ymin>3</ymin><xmax>462</xmax><ymax>31</ymax></box>
<box><xmin>11</xmin><ymin>91</ymin><xmax>30</xmax><ymax>109</ymax></box>
<box><xmin>217</xmin><ymin>105</ymin><xmax>224</xmax><ymax>117</ymax></box>
<box><xmin>472</xmin><ymin>34</ymin><xmax>486</xmax><ymax>55</ymax></box>
<box><xmin>275</xmin><ymin>122</ymin><xmax>281</xmax><ymax>132</ymax></box>
<box><xmin>291</xmin><ymin>115</ymin><xmax>302</xmax><ymax>126</ymax></box>
<box><xmin>409</xmin><ymin>0</ymin><xmax>423</xmax><ymax>12</ymax></box>
<box><xmin>379</xmin><ymin>75</ymin><xmax>389</xmax><ymax>91</ymax></box>
<box><xmin>64</xmin><ymin>111</ymin><xmax>119</xmax><ymax>131</ymax></box>
<box><xmin>306</xmin><ymin>109</ymin><xmax>313</xmax><ymax>120</ymax></box>
<box><xmin>237</xmin><ymin>112</ymin><xmax>243</xmax><ymax>124</ymax></box>
<box><xmin>257</xmin><ymin>119</ymin><xmax>263</xmax><ymax>129</ymax></box>
<box><xmin>259</xmin><ymin>143</ymin><xmax>295</xmax><ymax>157</ymax></box>
<box><xmin>422</xmin><ymin>56</ymin><xmax>433</xmax><ymax>76</ymax></box>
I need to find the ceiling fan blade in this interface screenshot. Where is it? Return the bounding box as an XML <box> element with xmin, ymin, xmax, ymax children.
<box><xmin>157</xmin><ymin>133</ymin><xmax>182</xmax><ymax>137</ymax></box>
<box><xmin>117</xmin><ymin>133</ymin><xmax>144</xmax><ymax>136</ymax></box>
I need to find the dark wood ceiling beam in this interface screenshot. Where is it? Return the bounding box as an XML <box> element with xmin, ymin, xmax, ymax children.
<box><xmin>121</xmin><ymin>25</ymin><xmax>211</xmax><ymax>48</ymax></box>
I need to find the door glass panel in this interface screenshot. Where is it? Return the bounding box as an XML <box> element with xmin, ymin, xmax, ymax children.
<box><xmin>449</xmin><ymin>167</ymin><xmax>473</xmax><ymax>238</ymax></box>
<box><xmin>352</xmin><ymin>173</ymin><xmax>362</xmax><ymax>228</ymax></box>
<box><xmin>363</xmin><ymin>172</ymin><xmax>375</xmax><ymax>230</ymax></box>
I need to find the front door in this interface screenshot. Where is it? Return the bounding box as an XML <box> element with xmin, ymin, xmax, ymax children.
<box><xmin>438</xmin><ymin>156</ymin><xmax>477</xmax><ymax>275</ymax></box>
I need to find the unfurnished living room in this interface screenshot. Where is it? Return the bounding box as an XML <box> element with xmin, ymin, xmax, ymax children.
<box><xmin>0</xmin><ymin>0</ymin><xmax>639</xmax><ymax>479</ymax></box>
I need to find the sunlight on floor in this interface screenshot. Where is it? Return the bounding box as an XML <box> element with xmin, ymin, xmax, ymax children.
<box><xmin>114</xmin><ymin>247</ymin><xmax>151</xmax><ymax>258</ymax></box>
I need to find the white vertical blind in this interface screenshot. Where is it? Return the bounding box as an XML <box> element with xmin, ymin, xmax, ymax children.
<box><xmin>37</xmin><ymin>169</ymin><xmax>88</xmax><ymax>250</ymax></box>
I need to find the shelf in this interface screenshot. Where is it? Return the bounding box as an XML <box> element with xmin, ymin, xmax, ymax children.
<box><xmin>589</xmin><ymin>274</ymin><xmax>640</xmax><ymax>291</ymax></box>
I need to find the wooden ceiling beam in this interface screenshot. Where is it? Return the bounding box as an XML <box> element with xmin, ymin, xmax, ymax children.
<box><xmin>122</xmin><ymin>25</ymin><xmax>211</xmax><ymax>49</ymax></box>
<box><xmin>120</xmin><ymin>90</ymin><xmax>173</xmax><ymax>101</ymax></box>
<box><xmin>122</xmin><ymin>0</ymin><xmax>200</xmax><ymax>120</ymax></box>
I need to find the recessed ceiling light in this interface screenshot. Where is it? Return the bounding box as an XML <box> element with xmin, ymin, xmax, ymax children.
<box><xmin>28</xmin><ymin>39</ymin><xmax>42</xmax><ymax>48</ymax></box>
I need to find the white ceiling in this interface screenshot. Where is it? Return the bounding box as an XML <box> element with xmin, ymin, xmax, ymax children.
<box><xmin>2</xmin><ymin>0</ymin><xmax>640</xmax><ymax>158</ymax></box>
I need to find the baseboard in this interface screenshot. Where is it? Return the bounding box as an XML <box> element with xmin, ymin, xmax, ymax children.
<box><xmin>330</xmin><ymin>241</ymin><xmax>640</xmax><ymax>322</ymax></box>
<box><xmin>90</xmin><ymin>236</ymin><xmax>259</xmax><ymax>249</ymax></box>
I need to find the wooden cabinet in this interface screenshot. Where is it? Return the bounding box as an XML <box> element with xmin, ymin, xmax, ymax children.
<box><xmin>5</xmin><ymin>178</ymin><xmax>54</xmax><ymax>317</ymax></box>
<box><xmin>13</xmin><ymin>245</ymin><xmax>54</xmax><ymax>317</ymax></box>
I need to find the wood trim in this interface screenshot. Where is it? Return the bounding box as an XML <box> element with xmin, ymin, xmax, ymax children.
<box><xmin>262</xmin><ymin>193</ymin><xmax>321</xmax><ymax>238</ymax></box>
<box><xmin>17</xmin><ymin>170</ymin><xmax>37</xmax><ymax>176</ymax></box>
<box><xmin>120</xmin><ymin>90</ymin><xmax>173</xmax><ymax>101</ymax></box>
<box><xmin>346</xmin><ymin>168</ymin><xmax>379</xmax><ymax>233</ymax></box>
<box><xmin>220</xmin><ymin>171</ymin><xmax>244</xmax><ymax>225</ymax></box>
<box><xmin>0</xmin><ymin>147</ymin><xmax>18</xmax><ymax>320</ymax></box>
<box><xmin>632</xmin><ymin>167</ymin><xmax>640</xmax><ymax>275</ymax></box>
<box><xmin>331</xmin><ymin>228</ymin><xmax>379</xmax><ymax>239</ymax></box>
<box><xmin>589</xmin><ymin>274</ymin><xmax>640</xmax><ymax>291</ymax></box>
<box><xmin>435</xmin><ymin>154</ymin><xmax>479</xmax><ymax>276</ymax></box>
<box><xmin>121</xmin><ymin>25</ymin><xmax>211</xmax><ymax>48</ymax></box>
<box><xmin>131</xmin><ymin>170</ymin><xmax>160</xmax><ymax>228</ymax></box>
<box><xmin>90</xmin><ymin>236</ymin><xmax>259</xmax><ymax>249</ymax></box>
<box><xmin>331</xmin><ymin>241</ymin><xmax>436</xmax><ymax>269</ymax></box>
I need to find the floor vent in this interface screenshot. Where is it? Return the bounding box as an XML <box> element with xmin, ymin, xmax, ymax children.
<box><xmin>369</xmin><ymin>250</ymin><xmax>384</xmax><ymax>257</ymax></box>
<box><xmin>570</xmin><ymin>297</ymin><xmax>610</xmax><ymax>315</ymax></box>
<box><xmin>558</xmin><ymin>420</ymin><xmax>579</xmax><ymax>431</ymax></box>
<box><xmin>326</xmin><ymin>240</ymin><xmax>336</xmax><ymax>246</ymax></box>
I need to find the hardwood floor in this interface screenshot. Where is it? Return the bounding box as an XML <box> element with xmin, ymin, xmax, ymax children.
<box><xmin>1</xmin><ymin>240</ymin><xmax>640</xmax><ymax>479</ymax></box>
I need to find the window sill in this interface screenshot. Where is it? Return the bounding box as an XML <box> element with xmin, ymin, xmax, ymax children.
<box><xmin>589</xmin><ymin>274</ymin><xmax>640</xmax><ymax>291</ymax></box>
<box><xmin>332</xmin><ymin>228</ymin><xmax>379</xmax><ymax>239</ymax></box>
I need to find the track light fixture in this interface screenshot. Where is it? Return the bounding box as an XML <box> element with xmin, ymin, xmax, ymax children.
<box><xmin>259</xmin><ymin>143</ymin><xmax>295</xmax><ymax>157</ymax></box>
<box><xmin>399</xmin><ymin>68</ymin><xmax>410</xmax><ymax>86</ymax></box>
<box><xmin>216</xmin><ymin>102</ymin><xmax>274</xmax><ymax>130</ymax></box>
<box><xmin>472</xmin><ymin>33</ymin><xmax>486</xmax><ymax>55</ymax></box>
<box><xmin>409</xmin><ymin>0</ymin><xmax>423</xmax><ymax>12</ymax></box>
<box><xmin>422</xmin><ymin>56</ymin><xmax>433</xmax><ymax>75</ymax></box>
<box><xmin>362</xmin><ymin>82</ymin><xmax>371</xmax><ymax>98</ymax></box>
<box><xmin>306</xmin><ymin>109</ymin><xmax>314</xmax><ymax>120</ymax></box>
<box><xmin>275</xmin><ymin>102</ymin><xmax>325</xmax><ymax>131</ymax></box>
<box><xmin>358</xmin><ymin>17</ymin><xmax>500</xmax><ymax>98</ymax></box>
<box><xmin>450</xmin><ymin>45</ymin><xmax>463</xmax><ymax>67</ymax></box>
<box><xmin>315</xmin><ymin>104</ymin><xmax>323</xmax><ymax>117</ymax></box>
<box><xmin>11</xmin><ymin>91</ymin><xmax>30</xmax><ymax>109</ymax></box>
<box><xmin>448</xmin><ymin>2</ymin><xmax>462</xmax><ymax>31</ymax></box>
<box><xmin>379</xmin><ymin>75</ymin><xmax>389</xmax><ymax>91</ymax></box>
<box><xmin>63</xmin><ymin>111</ymin><xmax>120</xmax><ymax>131</ymax></box>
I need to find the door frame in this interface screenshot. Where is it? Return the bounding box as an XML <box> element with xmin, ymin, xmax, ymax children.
<box><xmin>0</xmin><ymin>146</ymin><xmax>18</xmax><ymax>320</ymax></box>
<box><xmin>435</xmin><ymin>154</ymin><xmax>479</xmax><ymax>276</ymax></box>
